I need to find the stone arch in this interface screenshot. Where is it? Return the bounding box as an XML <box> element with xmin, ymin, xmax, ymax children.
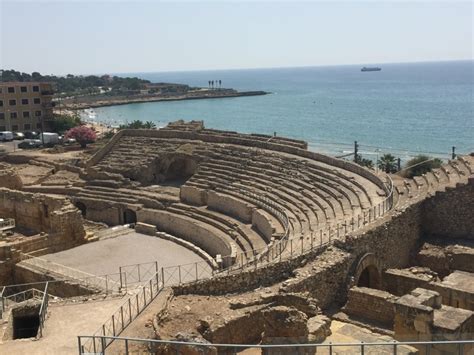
<box><xmin>75</xmin><ymin>201</ymin><xmax>87</xmax><ymax>217</ymax></box>
<box><xmin>353</xmin><ymin>253</ymin><xmax>383</xmax><ymax>289</ymax></box>
<box><xmin>123</xmin><ymin>208</ymin><xmax>137</xmax><ymax>224</ymax></box>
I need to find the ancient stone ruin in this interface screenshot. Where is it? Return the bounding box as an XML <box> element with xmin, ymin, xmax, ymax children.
<box><xmin>0</xmin><ymin>120</ymin><xmax>472</xmax><ymax>354</ymax></box>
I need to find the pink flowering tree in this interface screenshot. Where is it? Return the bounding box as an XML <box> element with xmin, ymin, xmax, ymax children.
<box><xmin>65</xmin><ymin>125</ymin><xmax>97</xmax><ymax>148</ymax></box>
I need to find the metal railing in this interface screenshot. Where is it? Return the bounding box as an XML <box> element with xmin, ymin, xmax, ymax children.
<box><xmin>119</xmin><ymin>261</ymin><xmax>159</xmax><ymax>288</ymax></box>
<box><xmin>77</xmin><ymin>336</ymin><xmax>474</xmax><ymax>354</ymax></box>
<box><xmin>19</xmin><ymin>253</ymin><xmax>122</xmax><ymax>293</ymax></box>
<box><xmin>80</xmin><ymin>270</ymin><xmax>164</xmax><ymax>354</ymax></box>
<box><xmin>37</xmin><ymin>282</ymin><xmax>49</xmax><ymax>338</ymax></box>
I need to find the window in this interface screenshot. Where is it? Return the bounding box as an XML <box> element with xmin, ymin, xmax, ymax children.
<box><xmin>36</xmin><ymin>122</ymin><xmax>42</xmax><ymax>129</ymax></box>
<box><xmin>20</xmin><ymin>86</ymin><xmax>27</xmax><ymax>93</ymax></box>
<box><xmin>21</xmin><ymin>99</ymin><xmax>29</xmax><ymax>105</ymax></box>
<box><xmin>0</xmin><ymin>113</ymin><xmax>4</xmax><ymax>120</ymax></box>
<box><xmin>34</xmin><ymin>98</ymin><xmax>41</xmax><ymax>104</ymax></box>
<box><xmin>9</xmin><ymin>99</ymin><xmax>16</xmax><ymax>106</ymax></box>
<box><xmin>11</xmin><ymin>125</ymin><xmax>18</xmax><ymax>131</ymax></box>
<box><xmin>10</xmin><ymin>112</ymin><xmax>17</xmax><ymax>119</ymax></box>
<box><xmin>23</xmin><ymin>111</ymin><xmax>30</xmax><ymax>118</ymax></box>
<box><xmin>24</xmin><ymin>123</ymin><xmax>31</xmax><ymax>130</ymax></box>
<box><xmin>0</xmin><ymin>126</ymin><xmax>5</xmax><ymax>131</ymax></box>
<box><xmin>8</xmin><ymin>87</ymin><xmax>15</xmax><ymax>93</ymax></box>
<box><xmin>32</xmin><ymin>86</ymin><xmax>39</xmax><ymax>92</ymax></box>
<box><xmin>0</xmin><ymin>100</ymin><xmax>3</xmax><ymax>107</ymax></box>
<box><xmin>35</xmin><ymin>110</ymin><xmax>42</xmax><ymax>117</ymax></box>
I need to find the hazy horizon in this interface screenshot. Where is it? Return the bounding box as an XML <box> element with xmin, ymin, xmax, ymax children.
<box><xmin>1</xmin><ymin>1</ymin><xmax>472</xmax><ymax>75</ymax></box>
<box><xmin>3</xmin><ymin>59</ymin><xmax>473</xmax><ymax>78</ymax></box>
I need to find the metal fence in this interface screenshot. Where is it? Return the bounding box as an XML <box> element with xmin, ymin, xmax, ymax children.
<box><xmin>119</xmin><ymin>261</ymin><xmax>159</xmax><ymax>288</ymax></box>
<box><xmin>80</xmin><ymin>271</ymin><xmax>164</xmax><ymax>354</ymax></box>
<box><xmin>77</xmin><ymin>336</ymin><xmax>474</xmax><ymax>355</ymax></box>
<box><xmin>19</xmin><ymin>253</ymin><xmax>122</xmax><ymax>293</ymax></box>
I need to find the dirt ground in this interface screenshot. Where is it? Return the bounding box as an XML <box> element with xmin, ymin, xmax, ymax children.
<box><xmin>0</xmin><ymin>295</ymin><xmax>126</xmax><ymax>355</ymax></box>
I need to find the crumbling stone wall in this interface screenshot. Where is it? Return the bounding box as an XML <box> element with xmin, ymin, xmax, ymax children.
<box><xmin>0</xmin><ymin>164</ymin><xmax>23</xmax><ymax>190</ymax></box>
<box><xmin>0</xmin><ymin>188</ymin><xmax>85</xmax><ymax>253</ymax></box>
<box><xmin>422</xmin><ymin>178</ymin><xmax>474</xmax><ymax>239</ymax></box>
<box><xmin>343</xmin><ymin>286</ymin><xmax>397</xmax><ymax>327</ymax></box>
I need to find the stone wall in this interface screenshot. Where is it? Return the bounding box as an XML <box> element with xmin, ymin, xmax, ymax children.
<box><xmin>343</xmin><ymin>286</ymin><xmax>397</xmax><ymax>326</ymax></box>
<box><xmin>251</xmin><ymin>209</ymin><xmax>275</xmax><ymax>242</ymax></box>
<box><xmin>384</xmin><ymin>269</ymin><xmax>437</xmax><ymax>297</ymax></box>
<box><xmin>180</xmin><ymin>186</ymin><xmax>206</xmax><ymax>206</ymax></box>
<box><xmin>137</xmin><ymin>208</ymin><xmax>234</xmax><ymax>260</ymax></box>
<box><xmin>421</xmin><ymin>178</ymin><xmax>474</xmax><ymax>239</ymax></box>
<box><xmin>207</xmin><ymin>191</ymin><xmax>253</xmax><ymax>223</ymax></box>
<box><xmin>73</xmin><ymin>198</ymin><xmax>122</xmax><ymax>225</ymax></box>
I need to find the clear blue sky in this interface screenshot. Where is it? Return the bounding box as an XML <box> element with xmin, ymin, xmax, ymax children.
<box><xmin>1</xmin><ymin>1</ymin><xmax>472</xmax><ymax>75</ymax></box>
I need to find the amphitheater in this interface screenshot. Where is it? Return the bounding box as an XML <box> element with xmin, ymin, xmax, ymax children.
<box><xmin>0</xmin><ymin>120</ymin><xmax>472</xmax><ymax>354</ymax></box>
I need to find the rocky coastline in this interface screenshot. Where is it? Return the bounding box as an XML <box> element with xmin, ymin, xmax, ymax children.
<box><xmin>61</xmin><ymin>89</ymin><xmax>268</xmax><ymax>110</ymax></box>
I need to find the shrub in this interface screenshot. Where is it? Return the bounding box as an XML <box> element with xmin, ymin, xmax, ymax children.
<box><xmin>65</xmin><ymin>125</ymin><xmax>97</xmax><ymax>148</ymax></box>
<box><xmin>403</xmin><ymin>155</ymin><xmax>443</xmax><ymax>178</ymax></box>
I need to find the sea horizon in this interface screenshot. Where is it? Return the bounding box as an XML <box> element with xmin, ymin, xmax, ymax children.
<box><xmin>88</xmin><ymin>60</ymin><xmax>473</xmax><ymax>162</ymax></box>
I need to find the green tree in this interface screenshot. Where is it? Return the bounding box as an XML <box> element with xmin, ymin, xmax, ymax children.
<box><xmin>377</xmin><ymin>154</ymin><xmax>398</xmax><ymax>173</ymax></box>
<box><xmin>50</xmin><ymin>113</ymin><xmax>82</xmax><ymax>134</ymax></box>
<box><xmin>144</xmin><ymin>121</ymin><xmax>156</xmax><ymax>129</ymax></box>
<box><xmin>403</xmin><ymin>155</ymin><xmax>442</xmax><ymax>178</ymax></box>
<box><xmin>119</xmin><ymin>120</ymin><xmax>157</xmax><ymax>130</ymax></box>
<box><xmin>355</xmin><ymin>154</ymin><xmax>374</xmax><ymax>169</ymax></box>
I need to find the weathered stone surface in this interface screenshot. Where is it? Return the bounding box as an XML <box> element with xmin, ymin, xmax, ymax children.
<box><xmin>307</xmin><ymin>315</ymin><xmax>331</xmax><ymax>343</ymax></box>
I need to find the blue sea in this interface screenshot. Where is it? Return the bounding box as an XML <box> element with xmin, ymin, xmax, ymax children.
<box><xmin>92</xmin><ymin>61</ymin><xmax>473</xmax><ymax>161</ymax></box>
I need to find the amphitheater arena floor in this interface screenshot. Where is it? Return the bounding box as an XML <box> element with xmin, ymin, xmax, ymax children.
<box><xmin>41</xmin><ymin>231</ymin><xmax>211</xmax><ymax>277</ymax></box>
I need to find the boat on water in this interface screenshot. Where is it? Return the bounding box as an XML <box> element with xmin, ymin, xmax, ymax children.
<box><xmin>361</xmin><ymin>67</ymin><xmax>381</xmax><ymax>72</ymax></box>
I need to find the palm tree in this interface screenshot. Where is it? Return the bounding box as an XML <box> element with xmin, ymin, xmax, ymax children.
<box><xmin>211</xmin><ymin>80</ymin><xmax>214</xmax><ymax>89</ymax></box>
<box><xmin>208</xmin><ymin>80</ymin><xmax>211</xmax><ymax>89</ymax></box>
<box><xmin>377</xmin><ymin>154</ymin><xmax>398</xmax><ymax>173</ymax></box>
<box><xmin>144</xmin><ymin>121</ymin><xmax>156</xmax><ymax>129</ymax></box>
<box><xmin>219</xmin><ymin>80</ymin><xmax>222</xmax><ymax>89</ymax></box>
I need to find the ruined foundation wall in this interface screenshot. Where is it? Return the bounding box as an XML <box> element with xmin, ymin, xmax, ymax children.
<box><xmin>343</xmin><ymin>286</ymin><xmax>396</xmax><ymax>326</ymax></box>
<box><xmin>0</xmin><ymin>188</ymin><xmax>86</xmax><ymax>256</ymax></box>
<box><xmin>422</xmin><ymin>178</ymin><xmax>474</xmax><ymax>239</ymax></box>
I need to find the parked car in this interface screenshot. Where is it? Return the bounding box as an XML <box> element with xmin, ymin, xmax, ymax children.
<box><xmin>13</xmin><ymin>132</ymin><xmax>25</xmax><ymax>140</ymax></box>
<box><xmin>24</xmin><ymin>131</ymin><xmax>39</xmax><ymax>139</ymax></box>
<box><xmin>0</xmin><ymin>131</ymin><xmax>14</xmax><ymax>142</ymax></box>
<box><xmin>59</xmin><ymin>135</ymin><xmax>76</xmax><ymax>145</ymax></box>
<box><xmin>18</xmin><ymin>139</ymin><xmax>43</xmax><ymax>149</ymax></box>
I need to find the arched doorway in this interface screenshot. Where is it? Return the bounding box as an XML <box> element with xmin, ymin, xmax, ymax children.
<box><xmin>75</xmin><ymin>201</ymin><xmax>87</xmax><ymax>217</ymax></box>
<box><xmin>123</xmin><ymin>209</ymin><xmax>137</xmax><ymax>224</ymax></box>
<box><xmin>353</xmin><ymin>253</ymin><xmax>383</xmax><ymax>289</ymax></box>
<box><xmin>357</xmin><ymin>265</ymin><xmax>381</xmax><ymax>288</ymax></box>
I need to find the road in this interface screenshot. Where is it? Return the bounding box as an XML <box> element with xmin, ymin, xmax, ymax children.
<box><xmin>0</xmin><ymin>140</ymin><xmax>21</xmax><ymax>153</ymax></box>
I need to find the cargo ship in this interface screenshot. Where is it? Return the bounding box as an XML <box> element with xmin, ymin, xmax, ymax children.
<box><xmin>361</xmin><ymin>67</ymin><xmax>381</xmax><ymax>72</ymax></box>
